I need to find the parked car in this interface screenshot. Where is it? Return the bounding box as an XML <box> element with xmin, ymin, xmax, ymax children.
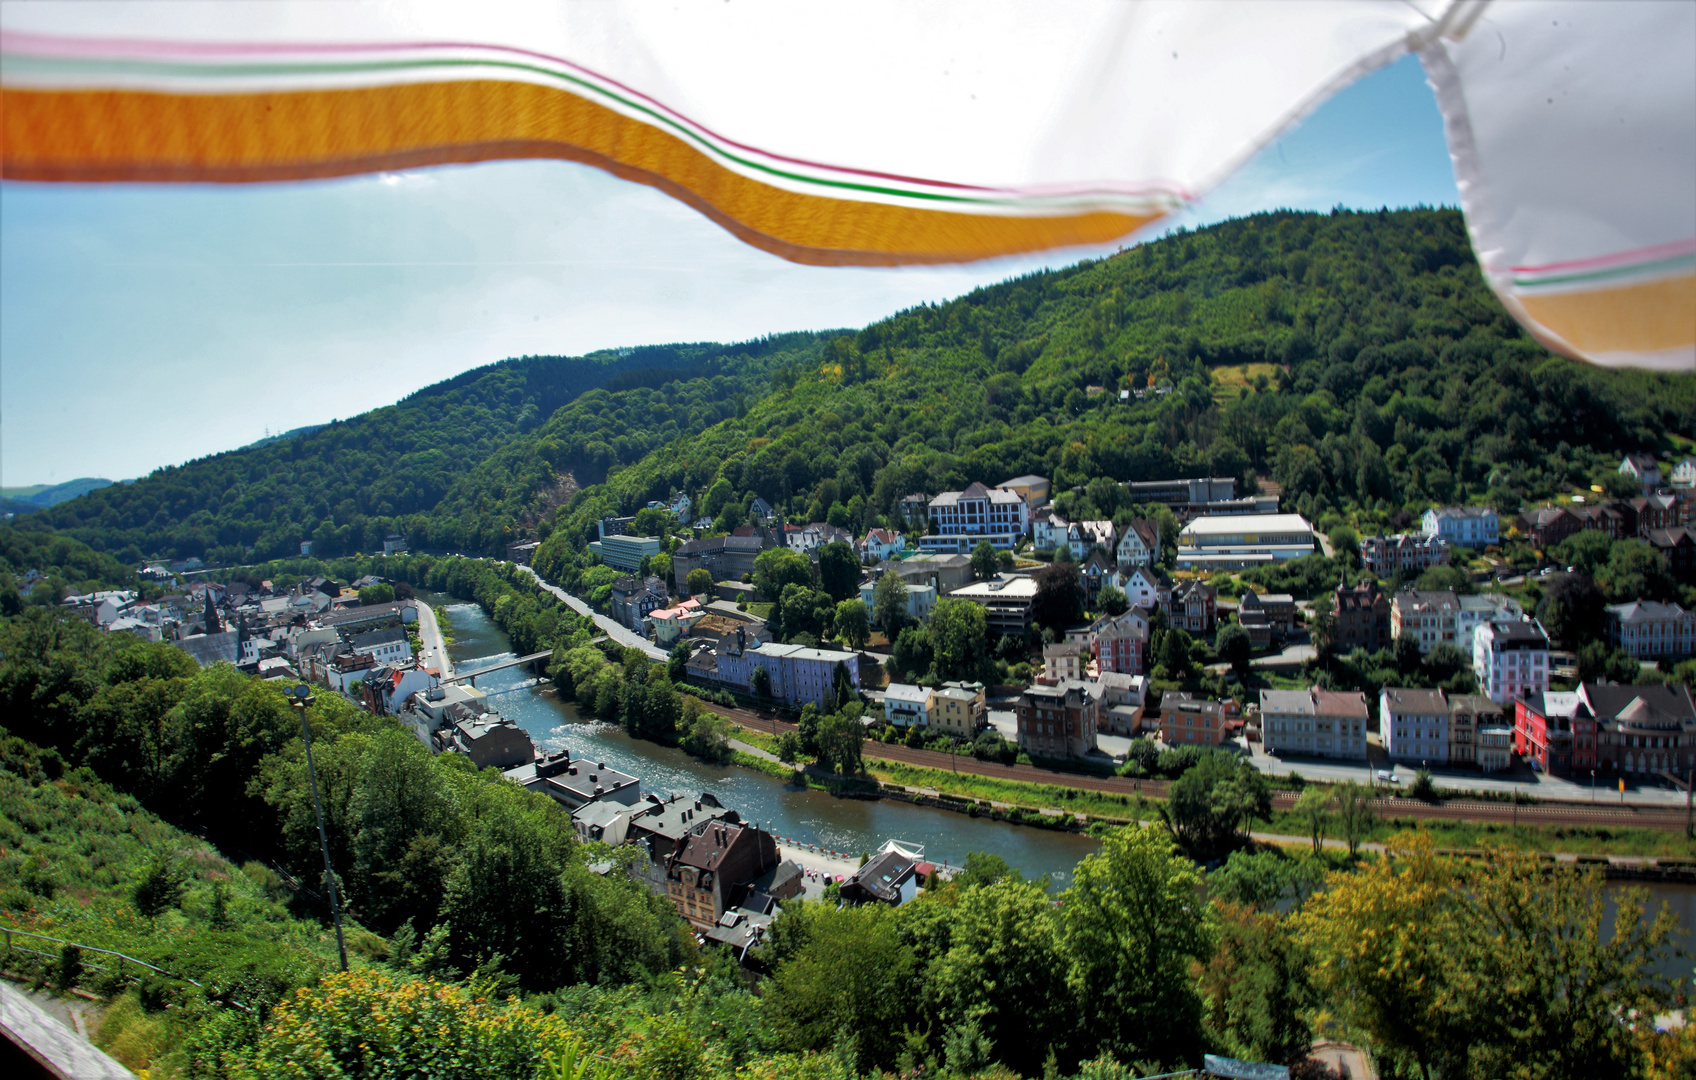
<box><xmin>1375</xmin><ymin>769</ymin><xmax>1401</xmax><ymax>784</ymax></box>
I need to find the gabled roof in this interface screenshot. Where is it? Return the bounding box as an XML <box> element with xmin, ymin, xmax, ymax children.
<box><xmin>1382</xmin><ymin>687</ymin><xmax>1448</xmax><ymax>714</ymax></box>
<box><xmin>1606</xmin><ymin>600</ymin><xmax>1691</xmax><ymax>623</ymax></box>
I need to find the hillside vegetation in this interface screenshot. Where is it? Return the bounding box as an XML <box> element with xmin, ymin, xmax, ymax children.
<box><xmin>19</xmin><ymin>336</ymin><xmax>828</xmax><ymax>565</ymax></box>
<box><xmin>535</xmin><ymin>208</ymin><xmax>1696</xmax><ymax>577</ymax></box>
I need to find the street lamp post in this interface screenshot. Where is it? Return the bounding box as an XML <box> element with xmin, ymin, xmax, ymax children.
<box><xmin>290</xmin><ymin>685</ymin><xmax>348</xmax><ymax>973</ymax></box>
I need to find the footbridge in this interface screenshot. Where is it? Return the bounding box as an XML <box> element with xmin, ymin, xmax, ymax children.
<box><xmin>442</xmin><ymin>650</ymin><xmax>555</xmax><ymax>687</ymax></box>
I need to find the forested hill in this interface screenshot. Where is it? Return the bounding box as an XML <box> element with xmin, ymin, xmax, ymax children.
<box><xmin>20</xmin><ymin>333</ymin><xmax>828</xmax><ymax>563</ymax></box>
<box><xmin>536</xmin><ymin>208</ymin><xmax>1694</xmax><ymax>573</ymax></box>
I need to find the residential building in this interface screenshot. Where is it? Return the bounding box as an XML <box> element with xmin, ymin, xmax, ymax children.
<box><xmin>1649</xmin><ymin>527</ymin><xmax>1696</xmax><ymax>581</ymax></box>
<box><xmin>716</xmin><ymin>641</ymin><xmax>860</xmax><ymax>709</ymax></box>
<box><xmin>1477</xmin><ymin>725</ymin><xmax>1515</xmax><ymax>772</ymax></box>
<box><xmin>1079</xmin><ymin>549</ymin><xmax>1117</xmax><ymax>599</ymax></box>
<box><xmin>1392</xmin><ymin>590</ymin><xmax>1462</xmax><ymax>654</ymax></box>
<box><xmin>589</xmin><ymin>533</ymin><xmax>663</xmax><ymax>574</ymax></box>
<box><xmin>1360</xmin><ymin>532</ymin><xmax>1451</xmax><ymax>576</ymax></box>
<box><xmin>1043</xmin><ymin>642</ymin><xmax>1084</xmax><ymax>682</ymax></box>
<box><xmin>505</xmin><ymin>750</ymin><xmax>642</xmax><ymax>812</ymax></box>
<box><xmin>1473</xmin><ymin>619</ymin><xmax>1551</xmax><ymax>705</ymax></box>
<box><xmin>876</xmin><ymin>553</ymin><xmax>975</xmax><ymax>595</ymax></box>
<box><xmin>1237</xmin><ymin>589</ymin><xmax>1296</xmax><ymax>640</ymax></box>
<box><xmin>857</xmin><ymin>528</ymin><xmax>905</xmax><ymax>563</ymax></box>
<box><xmin>1517</xmin><ymin>507</ymin><xmax>1585</xmax><ymax>549</ymax></box>
<box><xmin>1631</xmin><ymin>494</ymin><xmax>1681</xmax><ymax>537</ymax></box>
<box><xmin>647</xmin><ymin>599</ymin><xmax>706</xmax><ymax>646</ymax></box>
<box><xmin>1086</xmin><ymin>608</ymin><xmax>1149</xmax><ymax>676</ymax></box>
<box><xmin>1096</xmin><ymin>672</ymin><xmax>1148</xmax><ymax>734</ymax></box>
<box><xmin>349</xmin><ymin>625</ymin><xmax>411</xmax><ymax>666</ymax></box>
<box><xmin>1588</xmin><ymin>682</ymin><xmax>1696</xmax><ymax>775</ymax></box>
<box><xmin>922</xmin><ymin>481</ymin><xmax>1032</xmax><ymax>552</ymax></box>
<box><xmin>383</xmin><ymin>534</ymin><xmax>408</xmax><ymax>555</ymax></box>
<box><xmin>1456</xmin><ymin>594</ymin><xmax>1525</xmax><ymax>653</ymax></box>
<box><xmin>1031</xmin><ymin>509</ymin><xmax>1067</xmax><ymax>552</ymax></box>
<box><xmin>884</xmin><ymin>683</ymin><xmax>932</xmax><ymax>728</ymax></box>
<box><xmin>665</xmin><ymin>819</ymin><xmax>781</xmax><ymax>930</ymax></box>
<box><xmin>1016</xmin><ymin>681</ymin><xmax>1099</xmax><ymax>759</ymax></box>
<box><xmin>1260</xmin><ymin>688</ymin><xmax>1368</xmax><ymax>760</ymax></box>
<box><xmin>1381</xmin><ymin>687</ymin><xmax>1450</xmax><ymax>764</ymax></box>
<box><xmin>930</xmin><ymin>681</ymin><xmax>988</xmax><ymax>737</ymax></box>
<box><xmin>996</xmin><ymin>474</ymin><xmax>1051</xmax><ymax>507</ymax></box>
<box><xmin>1176</xmin><ymin>513</ymin><xmax>1316</xmax><ymax>570</ymax></box>
<box><xmin>1333</xmin><ymin>579</ymin><xmax>1392</xmax><ymax>652</ymax></box>
<box><xmin>1164</xmin><ymin>579</ymin><xmax>1217</xmax><ymax>635</ymax></box>
<box><xmin>1114</xmin><ymin>518</ymin><xmax>1161</xmax><ymax>569</ymax></box>
<box><xmin>1448</xmin><ymin>693</ymin><xmax>1504</xmax><ymax>768</ymax></box>
<box><xmin>1422</xmin><ymin>506</ymin><xmax>1499</xmax><ymax>549</ymax></box>
<box><xmin>1055</xmin><ymin>520</ymin><xmax>1116</xmax><ymax>561</ymax></box>
<box><xmin>1158</xmin><ymin>692</ymin><xmax>1230</xmax><ymax>748</ymax></box>
<box><xmin>841</xmin><ymin>845</ymin><xmax>923</xmax><ymax>907</ymax></box>
<box><xmin>610</xmin><ymin>575</ymin><xmax>668</xmax><ymax>630</ymax></box>
<box><xmin>1515</xmin><ymin>690</ymin><xmax>1588</xmax><ymax>775</ymax></box>
<box><xmin>1621</xmin><ymin>453</ymin><xmax>1663</xmax><ymax>490</ymax></box>
<box><xmin>952</xmin><ymin>573</ymin><xmax>1040</xmax><ymax>635</ymax></box>
<box><xmin>749</xmin><ymin>497</ymin><xmax>775</xmax><ymax>523</ymax></box>
<box><xmin>625</xmin><ymin>793</ymin><xmax>740</xmax><ymax>894</ymax></box>
<box><xmin>441</xmin><ymin>714</ymin><xmax>537</xmax><ymax>771</ymax></box>
<box><xmin>673</xmin><ymin>534</ymin><xmax>772</xmax><ymax>584</ymax></box>
<box><xmin>1120</xmin><ymin>565</ymin><xmax>1162</xmax><ymax>612</ymax></box>
<box><xmin>860</xmin><ymin>578</ymin><xmax>937</xmax><ymax>625</ymax></box>
<box><xmin>1671</xmin><ymin>457</ymin><xmax>1696</xmax><ymax>489</ymax></box>
<box><xmin>1607</xmin><ymin>600</ymin><xmax>1696</xmax><ymax>660</ymax></box>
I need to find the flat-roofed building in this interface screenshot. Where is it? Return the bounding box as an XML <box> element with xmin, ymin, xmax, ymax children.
<box><xmin>996</xmin><ymin>474</ymin><xmax>1051</xmax><ymax>507</ymax></box>
<box><xmin>952</xmin><ymin>573</ymin><xmax>1040</xmax><ymax>636</ymax></box>
<box><xmin>589</xmin><ymin>533</ymin><xmax>663</xmax><ymax>574</ymax></box>
<box><xmin>1176</xmin><ymin>513</ymin><xmax>1315</xmax><ymax>570</ymax></box>
<box><xmin>1474</xmin><ymin>619</ymin><xmax>1550</xmax><ymax>705</ymax></box>
<box><xmin>717</xmin><ymin>641</ymin><xmax>860</xmax><ymax>709</ymax></box>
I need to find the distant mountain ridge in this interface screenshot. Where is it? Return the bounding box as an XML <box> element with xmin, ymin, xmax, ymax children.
<box><xmin>0</xmin><ymin>477</ymin><xmax>116</xmax><ymax>512</ymax></box>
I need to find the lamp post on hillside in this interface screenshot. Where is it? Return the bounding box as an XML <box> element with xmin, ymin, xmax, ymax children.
<box><xmin>290</xmin><ymin>685</ymin><xmax>348</xmax><ymax>973</ymax></box>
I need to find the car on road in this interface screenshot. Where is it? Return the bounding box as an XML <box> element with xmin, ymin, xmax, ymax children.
<box><xmin>1375</xmin><ymin>769</ymin><xmax>1400</xmax><ymax>784</ymax></box>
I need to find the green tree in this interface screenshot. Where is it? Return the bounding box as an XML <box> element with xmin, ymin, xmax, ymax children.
<box><xmin>930</xmin><ymin>877</ymin><xmax>1069</xmax><ymax>1077</ymax></box>
<box><xmin>871</xmin><ymin>569</ymin><xmax>910</xmax><ymax>633</ymax></box>
<box><xmin>1096</xmin><ymin>584</ymin><xmax>1129</xmax><ymax>617</ymax></box>
<box><xmin>1032</xmin><ymin>562</ymin><xmax>1085</xmax><ymax>631</ymax></box>
<box><xmin>834</xmin><ymin>599</ymin><xmax>871</xmax><ymax>651</ymax></box>
<box><xmin>701</xmin><ymin>478</ymin><xmax>735</xmax><ymax>519</ymax></box>
<box><xmin>816</xmin><ymin>711</ymin><xmax>863</xmax><ymax>775</ymax></box>
<box><xmin>817</xmin><ymin>541</ymin><xmax>860</xmax><ymax>603</ymax></box>
<box><xmin>1329</xmin><ymin>525</ymin><xmax>1360</xmax><ymax>570</ymax></box>
<box><xmin>929</xmin><ymin>597</ymin><xmax>989</xmax><ymax>681</ymax></box>
<box><xmin>1197</xmin><ymin>902</ymin><xmax>1316</xmax><ymax>1067</ymax></box>
<box><xmin>1060</xmin><ymin>826</ymin><xmax>1214</xmax><ymax>1069</ymax></box>
<box><xmin>1164</xmin><ymin>752</ymin><xmax>1272</xmax><ymax>854</ymax></box>
<box><xmin>969</xmin><ymin>540</ymin><xmax>999</xmax><ymax>581</ymax></box>
<box><xmin>1333</xmin><ymin>781</ymin><xmax>1376</xmax><ymax>855</ymax></box>
<box><xmin>774</xmin><ymin>730</ymin><xmax>803</xmax><ymax>764</ymax></box>
<box><xmin>750</xmin><ymin>664</ymin><xmax>773</xmax><ymax>703</ymax></box>
<box><xmin>679</xmin><ymin>699</ymin><xmax>733</xmax><ymax>762</ymax></box>
<box><xmin>1294</xmin><ymin>785</ymin><xmax>1330</xmax><ymax>854</ymax></box>
<box><xmin>753</xmin><ymin>547</ymin><xmax>813</xmax><ymax>602</ymax></box>
<box><xmin>357</xmin><ymin>583</ymin><xmax>396</xmax><ymax>606</ymax></box>
<box><xmin>1215</xmin><ymin>621</ymin><xmax>1252</xmax><ymax>679</ymax></box>
<box><xmin>766</xmin><ymin>903</ymin><xmax>916</xmax><ymax>1071</ymax></box>
<box><xmin>685</xmin><ymin>567</ymin><xmax>714</xmax><ymax>597</ymax></box>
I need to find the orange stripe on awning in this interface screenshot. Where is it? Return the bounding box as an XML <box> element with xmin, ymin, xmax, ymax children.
<box><xmin>1</xmin><ymin>82</ymin><xmax>1156</xmax><ymax>266</ymax></box>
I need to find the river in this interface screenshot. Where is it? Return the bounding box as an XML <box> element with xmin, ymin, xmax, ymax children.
<box><xmin>426</xmin><ymin>594</ymin><xmax>1696</xmax><ymax>969</ymax></box>
<box><xmin>426</xmin><ymin>595</ymin><xmax>1101</xmax><ymax>887</ymax></box>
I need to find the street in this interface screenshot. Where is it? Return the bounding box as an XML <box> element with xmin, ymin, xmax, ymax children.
<box><xmin>413</xmin><ymin>600</ymin><xmax>454</xmax><ymax>677</ymax></box>
<box><xmin>514</xmin><ymin>565</ymin><xmax>668</xmax><ymax>662</ymax></box>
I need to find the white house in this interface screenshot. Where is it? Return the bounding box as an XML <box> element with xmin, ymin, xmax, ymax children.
<box><xmin>1473</xmin><ymin>619</ymin><xmax>1550</xmax><ymax>705</ymax></box>
<box><xmin>1114</xmin><ymin>519</ymin><xmax>1160</xmax><ymax>569</ymax></box>
<box><xmin>1606</xmin><ymin>600</ymin><xmax>1696</xmax><ymax>660</ymax></box>
<box><xmin>350</xmin><ymin>626</ymin><xmax>412</xmax><ymax>666</ymax></box>
<box><xmin>1422</xmin><ymin>506</ymin><xmax>1499</xmax><ymax>549</ymax></box>
<box><xmin>1262</xmin><ymin>688</ymin><xmax>1370</xmax><ymax>761</ymax></box>
<box><xmin>884</xmin><ymin>683</ymin><xmax>933</xmax><ymax>728</ymax></box>
<box><xmin>857</xmin><ymin>528</ymin><xmax>905</xmax><ymax>563</ymax></box>
<box><xmin>1671</xmin><ymin>457</ymin><xmax>1696</xmax><ymax>489</ymax></box>
<box><xmin>1455</xmin><ymin>593</ymin><xmax>1525</xmax><ymax>653</ymax></box>
<box><xmin>1380</xmin><ymin>687</ymin><xmax>1450</xmax><ymax>764</ymax></box>
<box><xmin>718</xmin><ymin>642</ymin><xmax>860</xmax><ymax>709</ymax></box>
<box><xmin>860</xmin><ymin>578</ymin><xmax>937</xmax><ymax>625</ymax></box>
<box><xmin>1054</xmin><ymin>520</ymin><xmax>1115</xmax><ymax>560</ymax></box>
<box><xmin>1620</xmin><ymin>454</ymin><xmax>1663</xmax><ymax>489</ymax></box>
<box><xmin>1120</xmin><ymin>566</ymin><xmax>1162</xmax><ymax>611</ymax></box>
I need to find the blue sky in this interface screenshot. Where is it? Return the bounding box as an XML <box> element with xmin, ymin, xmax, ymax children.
<box><xmin>0</xmin><ymin>53</ymin><xmax>1459</xmax><ymax>487</ymax></box>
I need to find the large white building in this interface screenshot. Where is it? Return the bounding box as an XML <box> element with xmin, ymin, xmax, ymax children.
<box><xmin>1381</xmin><ymin>687</ymin><xmax>1450</xmax><ymax>764</ymax></box>
<box><xmin>1422</xmin><ymin>506</ymin><xmax>1499</xmax><ymax>549</ymax></box>
<box><xmin>717</xmin><ymin>641</ymin><xmax>861</xmax><ymax>709</ymax></box>
<box><xmin>1607</xmin><ymin>600</ymin><xmax>1696</xmax><ymax>660</ymax></box>
<box><xmin>1175</xmin><ymin>513</ymin><xmax>1315</xmax><ymax>570</ymax></box>
<box><xmin>859</xmin><ymin>578</ymin><xmax>936</xmax><ymax>625</ymax></box>
<box><xmin>1260</xmin><ymin>688</ymin><xmax>1370</xmax><ymax>760</ymax></box>
<box><xmin>1473</xmin><ymin>619</ymin><xmax>1550</xmax><ymax>705</ymax></box>
<box><xmin>589</xmin><ymin>533</ymin><xmax>663</xmax><ymax>573</ymax></box>
<box><xmin>921</xmin><ymin>481</ymin><xmax>1032</xmax><ymax>552</ymax></box>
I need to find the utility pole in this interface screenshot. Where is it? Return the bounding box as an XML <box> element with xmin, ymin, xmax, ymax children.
<box><xmin>291</xmin><ymin>685</ymin><xmax>347</xmax><ymax>972</ymax></box>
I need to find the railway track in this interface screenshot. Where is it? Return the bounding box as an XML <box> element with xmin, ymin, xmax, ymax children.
<box><xmin>701</xmin><ymin>700</ymin><xmax>1693</xmax><ymax>832</ymax></box>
